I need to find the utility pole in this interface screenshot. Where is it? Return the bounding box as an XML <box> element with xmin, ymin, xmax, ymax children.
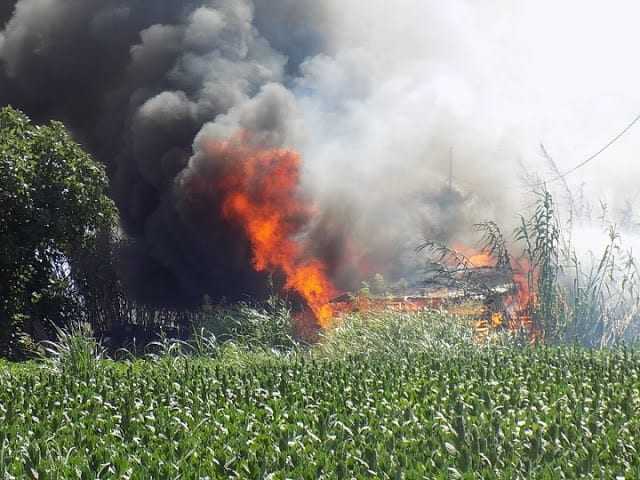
<box><xmin>448</xmin><ymin>147</ymin><xmax>453</xmax><ymax>193</ymax></box>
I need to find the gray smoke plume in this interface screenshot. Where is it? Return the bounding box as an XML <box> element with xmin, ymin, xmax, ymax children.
<box><xmin>3</xmin><ymin>0</ymin><xmax>640</xmax><ymax>306</ymax></box>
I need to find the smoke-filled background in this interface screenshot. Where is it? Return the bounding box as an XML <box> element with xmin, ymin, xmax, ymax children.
<box><xmin>3</xmin><ymin>0</ymin><xmax>640</xmax><ymax>306</ymax></box>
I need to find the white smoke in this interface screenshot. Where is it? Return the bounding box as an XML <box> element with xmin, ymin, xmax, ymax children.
<box><xmin>285</xmin><ymin>0</ymin><xmax>640</xmax><ymax>274</ymax></box>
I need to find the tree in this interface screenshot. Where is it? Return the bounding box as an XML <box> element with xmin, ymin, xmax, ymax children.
<box><xmin>0</xmin><ymin>106</ymin><xmax>116</xmax><ymax>358</ymax></box>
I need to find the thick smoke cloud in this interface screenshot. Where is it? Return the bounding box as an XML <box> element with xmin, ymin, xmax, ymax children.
<box><xmin>0</xmin><ymin>2</ymin><xmax>16</xmax><ymax>26</ymax></box>
<box><xmin>3</xmin><ymin>0</ymin><xmax>640</xmax><ymax>305</ymax></box>
<box><xmin>0</xmin><ymin>0</ymin><xmax>327</xmax><ymax>306</ymax></box>
<box><xmin>297</xmin><ymin>0</ymin><xmax>640</xmax><ymax>280</ymax></box>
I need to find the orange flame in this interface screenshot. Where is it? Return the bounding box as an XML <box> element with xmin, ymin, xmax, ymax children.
<box><xmin>505</xmin><ymin>258</ymin><xmax>540</xmax><ymax>341</ymax></box>
<box><xmin>453</xmin><ymin>243</ymin><xmax>538</xmax><ymax>341</ymax></box>
<box><xmin>452</xmin><ymin>242</ymin><xmax>494</xmax><ymax>267</ymax></box>
<box><xmin>212</xmin><ymin>138</ymin><xmax>336</xmax><ymax>328</ymax></box>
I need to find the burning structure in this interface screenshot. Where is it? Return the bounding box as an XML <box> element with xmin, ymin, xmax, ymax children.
<box><xmin>330</xmin><ymin>242</ymin><xmax>536</xmax><ymax>341</ymax></box>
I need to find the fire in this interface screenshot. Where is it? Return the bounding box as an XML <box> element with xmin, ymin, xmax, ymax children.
<box><xmin>453</xmin><ymin>243</ymin><xmax>538</xmax><ymax>341</ymax></box>
<box><xmin>511</xmin><ymin>260</ymin><xmax>535</xmax><ymax>308</ymax></box>
<box><xmin>452</xmin><ymin>242</ymin><xmax>494</xmax><ymax>267</ymax></box>
<box><xmin>212</xmin><ymin>138</ymin><xmax>336</xmax><ymax>328</ymax></box>
<box><xmin>206</xmin><ymin>137</ymin><xmax>539</xmax><ymax>342</ymax></box>
<box><xmin>505</xmin><ymin>259</ymin><xmax>539</xmax><ymax>340</ymax></box>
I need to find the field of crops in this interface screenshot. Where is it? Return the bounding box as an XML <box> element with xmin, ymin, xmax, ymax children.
<box><xmin>2</xmin><ymin>345</ymin><xmax>640</xmax><ymax>479</ymax></box>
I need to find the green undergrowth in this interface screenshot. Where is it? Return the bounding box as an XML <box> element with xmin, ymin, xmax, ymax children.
<box><xmin>2</xmin><ymin>339</ymin><xmax>640</xmax><ymax>478</ymax></box>
<box><xmin>317</xmin><ymin>310</ymin><xmax>477</xmax><ymax>358</ymax></box>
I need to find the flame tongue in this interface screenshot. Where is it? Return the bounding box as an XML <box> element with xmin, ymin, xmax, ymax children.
<box><xmin>214</xmin><ymin>139</ymin><xmax>336</xmax><ymax>328</ymax></box>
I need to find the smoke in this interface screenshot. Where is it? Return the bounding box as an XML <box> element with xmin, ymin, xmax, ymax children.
<box><xmin>0</xmin><ymin>0</ymin><xmax>324</xmax><ymax>306</ymax></box>
<box><xmin>297</xmin><ymin>0</ymin><xmax>640</xmax><ymax>279</ymax></box>
<box><xmin>0</xmin><ymin>2</ymin><xmax>15</xmax><ymax>26</ymax></box>
<box><xmin>2</xmin><ymin>0</ymin><xmax>640</xmax><ymax>305</ymax></box>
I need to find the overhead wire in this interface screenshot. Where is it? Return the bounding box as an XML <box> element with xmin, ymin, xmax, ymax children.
<box><xmin>533</xmin><ymin>111</ymin><xmax>640</xmax><ymax>186</ymax></box>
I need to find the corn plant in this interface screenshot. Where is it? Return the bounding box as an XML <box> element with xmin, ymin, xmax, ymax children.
<box><xmin>2</xmin><ymin>343</ymin><xmax>640</xmax><ymax>478</ymax></box>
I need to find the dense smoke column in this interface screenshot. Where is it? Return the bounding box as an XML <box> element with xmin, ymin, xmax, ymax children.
<box><xmin>1</xmin><ymin>0</ymin><xmax>528</xmax><ymax>310</ymax></box>
<box><xmin>0</xmin><ymin>0</ymin><xmax>329</xmax><ymax>307</ymax></box>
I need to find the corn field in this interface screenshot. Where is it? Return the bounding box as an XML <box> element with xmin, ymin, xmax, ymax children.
<box><xmin>2</xmin><ymin>345</ymin><xmax>640</xmax><ymax>479</ymax></box>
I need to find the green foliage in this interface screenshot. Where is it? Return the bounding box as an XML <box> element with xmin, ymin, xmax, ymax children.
<box><xmin>515</xmin><ymin>187</ymin><xmax>565</xmax><ymax>340</ymax></box>
<box><xmin>0</xmin><ymin>106</ymin><xmax>116</xmax><ymax>358</ymax></box>
<box><xmin>513</xmin><ymin>188</ymin><xmax>640</xmax><ymax>347</ymax></box>
<box><xmin>318</xmin><ymin>310</ymin><xmax>475</xmax><ymax>358</ymax></box>
<box><xmin>424</xmin><ymin>186</ymin><xmax>640</xmax><ymax>347</ymax></box>
<box><xmin>194</xmin><ymin>295</ymin><xmax>299</xmax><ymax>353</ymax></box>
<box><xmin>68</xmin><ymin>227</ymin><xmax>128</xmax><ymax>336</ymax></box>
<box><xmin>564</xmin><ymin>228</ymin><xmax>640</xmax><ymax>347</ymax></box>
<box><xmin>2</xmin><ymin>346</ymin><xmax>640</xmax><ymax>478</ymax></box>
<box><xmin>39</xmin><ymin>321</ymin><xmax>106</xmax><ymax>380</ymax></box>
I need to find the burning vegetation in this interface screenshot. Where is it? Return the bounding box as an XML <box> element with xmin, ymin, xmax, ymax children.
<box><xmin>330</xmin><ymin>243</ymin><xmax>537</xmax><ymax>342</ymax></box>
<box><xmin>2</xmin><ymin>0</ymin><xmax>639</xmax><ymax>354</ymax></box>
<box><xmin>207</xmin><ymin>135</ymin><xmax>538</xmax><ymax>342</ymax></box>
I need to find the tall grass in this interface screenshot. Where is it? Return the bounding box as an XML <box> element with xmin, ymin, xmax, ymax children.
<box><xmin>39</xmin><ymin>321</ymin><xmax>105</xmax><ymax>378</ymax></box>
<box><xmin>474</xmin><ymin>186</ymin><xmax>640</xmax><ymax>347</ymax></box>
<box><xmin>562</xmin><ymin>227</ymin><xmax>640</xmax><ymax>347</ymax></box>
<box><xmin>318</xmin><ymin>309</ymin><xmax>482</xmax><ymax>358</ymax></box>
<box><xmin>515</xmin><ymin>187</ymin><xmax>566</xmax><ymax>341</ymax></box>
<box><xmin>193</xmin><ymin>294</ymin><xmax>299</xmax><ymax>352</ymax></box>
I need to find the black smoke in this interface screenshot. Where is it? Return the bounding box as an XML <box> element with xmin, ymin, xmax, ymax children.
<box><xmin>0</xmin><ymin>2</ymin><xmax>16</xmax><ymax>26</ymax></box>
<box><xmin>1</xmin><ymin>0</ymin><xmax>526</xmax><ymax>310</ymax></box>
<box><xmin>0</xmin><ymin>0</ymin><xmax>329</xmax><ymax>307</ymax></box>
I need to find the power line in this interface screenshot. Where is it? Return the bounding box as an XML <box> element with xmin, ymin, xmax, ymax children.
<box><xmin>534</xmin><ymin>111</ymin><xmax>640</xmax><ymax>186</ymax></box>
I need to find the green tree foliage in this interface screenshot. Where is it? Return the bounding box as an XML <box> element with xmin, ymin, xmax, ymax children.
<box><xmin>0</xmin><ymin>106</ymin><xmax>116</xmax><ymax>357</ymax></box>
